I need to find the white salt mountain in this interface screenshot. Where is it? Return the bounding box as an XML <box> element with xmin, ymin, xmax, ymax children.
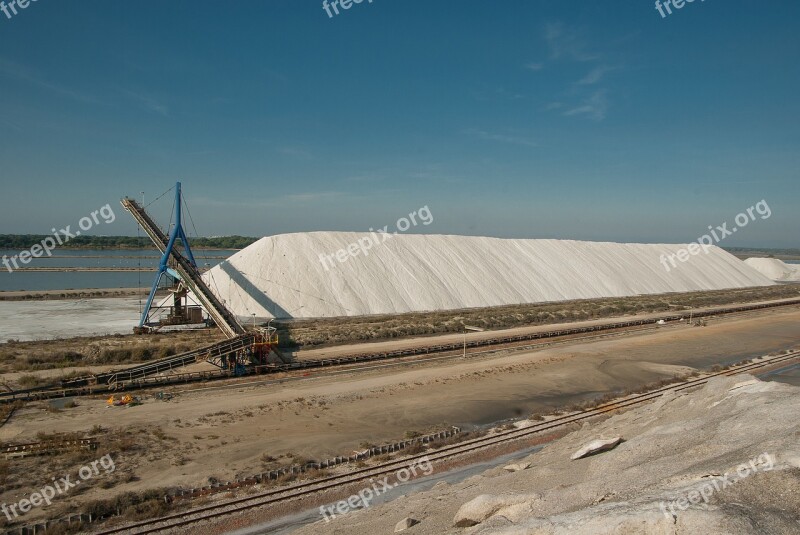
<box><xmin>743</xmin><ymin>257</ymin><xmax>800</xmax><ymax>282</ymax></box>
<box><xmin>201</xmin><ymin>232</ymin><xmax>774</xmax><ymax>319</ymax></box>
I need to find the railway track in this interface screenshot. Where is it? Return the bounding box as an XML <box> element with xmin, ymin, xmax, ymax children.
<box><xmin>2</xmin><ymin>438</ymin><xmax>98</xmax><ymax>459</ymax></box>
<box><xmin>79</xmin><ymin>320</ymin><xmax>692</xmax><ymax>403</ymax></box>
<box><xmin>91</xmin><ymin>350</ymin><xmax>800</xmax><ymax>534</ymax></box>
<box><xmin>2</xmin><ymin>298</ymin><xmax>799</xmax><ymax>404</ymax></box>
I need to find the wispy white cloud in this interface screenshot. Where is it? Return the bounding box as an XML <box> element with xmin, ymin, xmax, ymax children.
<box><xmin>525</xmin><ymin>62</ymin><xmax>544</xmax><ymax>71</ymax></box>
<box><xmin>0</xmin><ymin>58</ymin><xmax>102</xmax><ymax>105</ymax></box>
<box><xmin>538</xmin><ymin>23</ymin><xmax>621</xmax><ymax>121</ymax></box>
<box><xmin>471</xmin><ymin>86</ymin><xmax>525</xmax><ymax>101</ymax></box>
<box><xmin>0</xmin><ymin>117</ymin><xmax>23</xmax><ymax>131</ymax></box>
<box><xmin>123</xmin><ymin>90</ymin><xmax>169</xmax><ymax>116</ymax></box>
<box><xmin>264</xmin><ymin>69</ymin><xmax>290</xmax><ymax>84</ymax></box>
<box><xmin>466</xmin><ymin>128</ymin><xmax>538</xmax><ymax>148</ymax></box>
<box><xmin>284</xmin><ymin>191</ymin><xmax>342</xmax><ymax>203</ymax></box>
<box><xmin>193</xmin><ymin>191</ymin><xmax>344</xmax><ymax>209</ymax></box>
<box><xmin>543</xmin><ymin>22</ymin><xmax>600</xmax><ymax>63</ymax></box>
<box><xmin>344</xmin><ymin>173</ymin><xmax>382</xmax><ymax>183</ymax></box>
<box><xmin>577</xmin><ymin>65</ymin><xmax>613</xmax><ymax>86</ymax></box>
<box><xmin>277</xmin><ymin>146</ymin><xmax>314</xmax><ymax>159</ymax></box>
<box><xmin>405</xmin><ymin>162</ymin><xmax>464</xmax><ymax>184</ymax></box>
<box><xmin>564</xmin><ymin>90</ymin><xmax>608</xmax><ymax>121</ymax></box>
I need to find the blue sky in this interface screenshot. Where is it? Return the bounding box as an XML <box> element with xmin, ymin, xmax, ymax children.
<box><xmin>0</xmin><ymin>0</ymin><xmax>798</xmax><ymax>247</ymax></box>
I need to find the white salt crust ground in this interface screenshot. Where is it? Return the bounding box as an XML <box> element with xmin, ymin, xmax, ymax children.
<box><xmin>0</xmin><ymin>297</ymin><xmax>142</xmax><ymax>342</ymax></box>
<box><xmin>201</xmin><ymin>233</ymin><xmax>774</xmax><ymax>319</ymax></box>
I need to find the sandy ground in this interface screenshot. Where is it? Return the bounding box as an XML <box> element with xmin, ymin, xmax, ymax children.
<box><xmin>1</xmin><ymin>307</ymin><xmax>799</xmax><ymax>529</ymax></box>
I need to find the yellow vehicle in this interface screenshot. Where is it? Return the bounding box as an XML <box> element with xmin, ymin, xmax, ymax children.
<box><xmin>106</xmin><ymin>394</ymin><xmax>138</xmax><ymax>406</ymax></box>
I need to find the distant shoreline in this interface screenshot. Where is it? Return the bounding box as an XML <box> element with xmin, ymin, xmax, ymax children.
<box><xmin>0</xmin><ymin>267</ymin><xmax>211</xmax><ymax>273</ymax></box>
<box><xmin>0</xmin><ymin>287</ymin><xmax>165</xmax><ymax>301</ymax></box>
<box><xmin>0</xmin><ymin>246</ymin><xmax>240</xmax><ymax>251</ymax></box>
<box><xmin>730</xmin><ymin>253</ymin><xmax>800</xmax><ymax>262</ymax></box>
<box><xmin>0</xmin><ymin>234</ymin><xmax>257</xmax><ymax>250</ymax></box>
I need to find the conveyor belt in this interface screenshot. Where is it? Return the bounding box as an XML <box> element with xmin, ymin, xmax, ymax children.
<box><xmin>120</xmin><ymin>197</ymin><xmax>245</xmax><ymax>338</ymax></box>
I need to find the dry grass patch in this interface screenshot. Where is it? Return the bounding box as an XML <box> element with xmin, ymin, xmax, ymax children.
<box><xmin>275</xmin><ymin>286</ymin><xmax>800</xmax><ymax>348</ymax></box>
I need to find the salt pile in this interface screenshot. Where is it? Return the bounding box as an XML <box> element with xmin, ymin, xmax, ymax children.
<box><xmin>744</xmin><ymin>257</ymin><xmax>800</xmax><ymax>282</ymax></box>
<box><xmin>201</xmin><ymin>232</ymin><xmax>774</xmax><ymax>319</ymax></box>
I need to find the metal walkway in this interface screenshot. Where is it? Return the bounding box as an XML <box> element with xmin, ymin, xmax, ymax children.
<box><xmin>96</xmin><ymin>334</ymin><xmax>256</xmax><ymax>385</ymax></box>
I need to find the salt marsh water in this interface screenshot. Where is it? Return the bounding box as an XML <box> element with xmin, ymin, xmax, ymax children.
<box><xmin>0</xmin><ymin>249</ymin><xmax>235</xmax><ymax>291</ymax></box>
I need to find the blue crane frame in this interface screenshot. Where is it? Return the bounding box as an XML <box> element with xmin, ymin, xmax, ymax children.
<box><xmin>139</xmin><ymin>182</ymin><xmax>198</xmax><ymax>328</ymax></box>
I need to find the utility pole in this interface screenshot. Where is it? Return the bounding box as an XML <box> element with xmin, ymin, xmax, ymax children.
<box><xmin>463</xmin><ymin>325</ymin><xmax>485</xmax><ymax>357</ymax></box>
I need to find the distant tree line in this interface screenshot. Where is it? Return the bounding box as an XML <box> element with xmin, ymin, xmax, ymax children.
<box><xmin>724</xmin><ymin>247</ymin><xmax>800</xmax><ymax>257</ymax></box>
<box><xmin>0</xmin><ymin>234</ymin><xmax>258</xmax><ymax>250</ymax></box>
<box><xmin>0</xmin><ymin>236</ymin><xmax>795</xmax><ymax>255</ymax></box>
